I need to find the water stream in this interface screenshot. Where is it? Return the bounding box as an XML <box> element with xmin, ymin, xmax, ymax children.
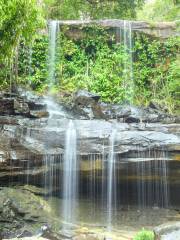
<box><xmin>62</xmin><ymin>120</ymin><xmax>78</xmax><ymax>228</ymax></box>
<box><xmin>47</xmin><ymin>20</ymin><xmax>59</xmax><ymax>90</ymax></box>
<box><xmin>107</xmin><ymin>129</ymin><xmax>117</xmax><ymax>231</ymax></box>
<box><xmin>31</xmin><ymin>20</ymin><xmax>172</xmax><ymax>232</ymax></box>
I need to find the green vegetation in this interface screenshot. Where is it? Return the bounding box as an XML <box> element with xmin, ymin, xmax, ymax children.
<box><xmin>0</xmin><ymin>0</ymin><xmax>179</xmax><ymax>113</ymax></box>
<box><xmin>44</xmin><ymin>0</ymin><xmax>145</xmax><ymax>20</ymax></box>
<box><xmin>0</xmin><ymin>0</ymin><xmax>44</xmax><ymax>90</ymax></box>
<box><xmin>133</xmin><ymin>34</ymin><xmax>180</xmax><ymax>112</ymax></box>
<box><xmin>137</xmin><ymin>0</ymin><xmax>180</xmax><ymax>21</ymax></box>
<box><xmin>17</xmin><ymin>26</ymin><xmax>180</xmax><ymax>112</ymax></box>
<box><xmin>133</xmin><ymin>229</ymin><xmax>155</xmax><ymax>240</ymax></box>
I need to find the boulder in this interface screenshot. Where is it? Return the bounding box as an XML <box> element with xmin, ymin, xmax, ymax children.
<box><xmin>0</xmin><ymin>99</ymin><xmax>14</xmax><ymax>115</ymax></box>
<box><xmin>69</xmin><ymin>90</ymin><xmax>176</xmax><ymax>122</ymax></box>
<box><xmin>0</xmin><ymin>93</ymin><xmax>49</xmax><ymax>119</ymax></box>
<box><xmin>74</xmin><ymin>90</ymin><xmax>100</xmax><ymax>104</ymax></box>
<box><xmin>154</xmin><ymin>221</ymin><xmax>180</xmax><ymax>240</ymax></box>
<box><xmin>3</xmin><ymin>237</ymin><xmax>48</xmax><ymax>240</ymax></box>
<box><xmin>14</xmin><ymin>99</ymin><xmax>29</xmax><ymax>115</ymax></box>
<box><xmin>0</xmin><ymin>187</ymin><xmax>55</xmax><ymax>239</ymax></box>
<box><xmin>72</xmin><ymin>90</ymin><xmax>104</xmax><ymax>119</ymax></box>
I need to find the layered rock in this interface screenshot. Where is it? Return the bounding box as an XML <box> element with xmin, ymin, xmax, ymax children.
<box><xmin>70</xmin><ymin>90</ymin><xmax>180</xmax><ymax>123</ymax></box>
<box><xmin>0</xmin><ymin>91</ymin><xmax>180</xmax><ymax>204</ymax></box>
<box><xmin>57</xmin><ymin>19</ymin><xmax>179</xmax><ymax>39</ymax></box>
<box><xmin>154</xmin><ymin>222</ymin><xmax>180</xmax><ymax>240</ymax></box>
<box><xmin>0</xmin><ymin>92</ymin><xmax>49</xmax><ymax>119</ymax></box>
<box><xmin>0</xmin><ymin>187</ymin><xmax>57</xmax><ymax>239</ymax></box>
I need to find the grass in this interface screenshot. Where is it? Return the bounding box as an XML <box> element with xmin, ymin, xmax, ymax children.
<box><xmin>133</xmin><ymin>229</ymin><xmax>155</xmax><ymax>240</ymax></box>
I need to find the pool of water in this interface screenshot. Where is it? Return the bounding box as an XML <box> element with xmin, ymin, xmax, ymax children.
<box><xmin>45</xmin><ymin>196</ymin><xmax>180</xmax><ymax>232</ymax></box>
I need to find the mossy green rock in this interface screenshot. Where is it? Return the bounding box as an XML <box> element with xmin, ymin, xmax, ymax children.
<box><xmin>0</xmin><ymin>187</ymin><xmax>56</xmax><ymax>239</ymax></box>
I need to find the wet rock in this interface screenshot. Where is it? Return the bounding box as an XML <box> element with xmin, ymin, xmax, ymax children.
<box><xmin>27</xmin><ymin>101</ymin><xmax>49</xmax><ymax>119</ymax></box>
<box><xmin>41</xmin><ymin>227</ymin><xmax>62</xmax><ymax>240</ymax></box>
<box><xmin>154</xmin><ymin>221</ymin><xmax>180</xmax><ymax>240</ymax></box>
<box><xmin>3</xmin><ymin>237</ymin><xmax>48</xmax><ymax>240</ymax></box>
<box><xmin>0</xmin><ymin>116</ymin><xmax>19</xmax><ymax>125</ymax></box>
<box><xmin>0</xmin><ymin>99</ymin><xmax>14</xmax><ymax>115</ymax></box>
<box><xmin>0</xmin><ymin>91</ymin><xmax>180</xmax><ymax>206</ymax></box>
<box><xmin>14</xmin><ymin>99</ymin><xmax>29</xmax><ymax>115</ymax></box>
<box><xmin>16</xmin><ymin>230</ymin><xmax>33</xmax><ymax>238</ymax></box>
<box><xmin>0</xmin><ymin>93</ymin><xmax>49</xmax><ymax>119</ymax></box>
<box><xmin>0</xmin><ymin>187</ymin><xmax>54</xmax><ymax>239</ymax></box>
<box><xmin>73</xmin><ymin>234</ymin><xmax>102</xmax><ymax>240</ymax></box>
<box><xmin>29</xmin><ymin>110</ymin><xmax>49</xmax><ymax>118</ymax></box>
<box><xmin>149</xmin><ymin>101</ymin><xmax>163</xmax><ymax>111</ymax></box>
<box><xmin>72</xmin><ymin>90</ymin><xmax>104</xmax><ymax>119</ymax></box>
<box><xmin>70</xmin><ymin>90</ymin><xmax>176</xmax><ymax>122</ymax></box>
<box><xmin>74</xmin><ymin>90</ymin><xmax>100</xmax><ymax>103</ymax></box>
<box><xmin>58</xmin><ymin>19</ymin><xmax>178</xmax><ymax>39</ymax></box>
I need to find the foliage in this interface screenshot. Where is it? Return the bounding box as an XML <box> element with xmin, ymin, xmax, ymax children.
<box><xmin>56</xmin><ymin>26</ymin><xmax>131</xmax><ymax>102</ymax></box>
<box><xmin>19</xmin><ymin>26</ymin><xmax>132</xmax><ymax>103</ymax></box>
<box><xmin>44</xmin><ymin>0</ymin><xmax>145</xmax><ymax>20</ymax></box>
<box><xmin>0</xmin><ymin>0</ymin><xmax>44</xmax><ymax>90</ymax></box>
<box><xmin>17</xmin><ymin>26</ymin><xmax>180</xmax><ymax>112</ymax></box>
<box><xmin>18</xmin><ymin>35</ymin><xmax>49</xmax><ymax>91</ymax></box>
<box><xmin>133</xmin><ymin>229</ymin><xmax>154</xmax><ymax>240</ymax></box>
<box><xmin>133</xmin><ymin>34</ymin><xmax>180</xmax><ymax>112</ymax></box>
<box><xmin>0</xmin><ymin>0</ymin><xmax>44</xmax><ymax>61</ymax></box>
<box><xmin>137</xmin><ymin>0</ymin><xmax>180</xmax><ymax>21</ymax></box>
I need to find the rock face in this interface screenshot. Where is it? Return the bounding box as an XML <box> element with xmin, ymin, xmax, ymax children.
<box><xmin>57</xmin><ymin>19</ymin><xmax>179</xmax><ymax>39</ymax></box>
<box><xmin>154</xmin><ymin>222</ymin><xmax>180</xmax><ymax>240</ymax></box>
<box><xmin>71</xmin><ymin>90</ymin><xmax>179</xmax><ymax>123</ymax></box>
<box><xmin>0</xmin><ymin>92</ymin><xmax>49</xmax><ymax>119</ymax></box>
<box><xmin>0</xmin><ymin>187</ymin><xmax>56</xmax><ymax>239</ymax></box>
<box><xmin>0</xmin><ymin>90</ymin><xmax>180</xmax><ymax>205</ymax></box>
<box><xmin>72</xmin><ymin>90</ymin><xmax>105</xmax><ymax>119</ymax></box>
<box><xmin>0</xmin><ymin>90</ymin><xmax>180</xmax><ymax>239</ymax></box>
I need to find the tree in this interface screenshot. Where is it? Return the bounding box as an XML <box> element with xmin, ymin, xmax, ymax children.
<box><xmin>44</xmin><ymin>0</ymin><xmax>145</xmax><ymax>20</ymax></box>
<box><xmin>137</xmin><ymin>0</ymin><xmax>180</xmax><ymax>21</ymax></box>
<box><xmin>0</xmin><ymin>0</ymin><xmax>44</xmax><ymax>91</ymax></box>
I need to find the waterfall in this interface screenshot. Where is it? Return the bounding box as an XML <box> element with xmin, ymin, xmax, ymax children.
<box><xmin>136</xmin><ymin>148</ymin><xmax>169</xmax><ymax>209</ymax></box>
<box><xmin>63</xmin><ymin>120</ymin><xmax>78</xmax><ymax>227</ymax></box>
<box><xmin>47</xmin><ymin>20</ymin><xmax>59</xmax><ymax>90</ymax></box>
<box><xmin>118</xmin><ymin>21</ymin><xmax>134</xmax><ymax>103</ymax></box>
<box><xmin>154</xmin><ymin>149</ymin><xmax>169</xmax><ymax>208</ymax></box>
<box><xmin>107</xmin><ymin>129</ymin><xmax>116</xmax><ymax>231</ymax></box>
<box><xmin>123</xmin><ymin>20</ymin><xmax>133</xmax><ymax>103</ymax></box>
<box><xmin>44</xmin><ymin>155</ymin><xmax>55</xmax><ymax>197</ymax></box>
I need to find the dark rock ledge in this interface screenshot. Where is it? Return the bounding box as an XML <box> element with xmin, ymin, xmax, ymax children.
<box><xmin>56</xmin><ymin>19</ymin><xmax>179</xmax><ymax>39</ymax></box>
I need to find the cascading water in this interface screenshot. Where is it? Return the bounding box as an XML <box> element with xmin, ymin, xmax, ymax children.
<box><xmin>47</xmin><ymin>20</ymin><xmax>59</xmax><ymax>89</ymax></box>
<box><xmin>154</xmin><ymin>149</ymin><xmax>169</xmax><ymax>208</ymax></box>
<box><xmin>118</xmin><ymin>20</ymin><xmax>134</xmax><ymax>103</ymax></box>
<box><xmin>62</xmin><ymin>120</ymin><xmax>78</xmax><ymax>228</ymax></box>
<box><xmin>107</xmin><ymin>129</ymin><xmax>116</xmax><ymax>231</ymax></box>
<box><xmin>34</xmin><ymin>20</ymin><xmax>173</xmax><ymax>233</ymax></box>
<box><xmin>136</xmin><ymin>148</ymin><xmax>169</xmax><ymax>209</ymax></box>
<box><xmin>44</xmin><ymin>155</ymin><xmax>55</xmax><ymax>197</ymax></box>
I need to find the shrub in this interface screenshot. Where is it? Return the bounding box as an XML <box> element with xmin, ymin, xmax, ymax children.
<box><xmin>133</xmin><ymin>229</ymin><xmax>155</xmax><ymax>240</ymax></box>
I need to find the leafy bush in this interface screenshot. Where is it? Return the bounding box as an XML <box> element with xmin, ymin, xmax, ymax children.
<box><xmin>18</xmin><ymin>35</ymin><xmax>48</xmax><ymax>91</ymax></box>
<box><xmin>57</xmin><ymin>28</ymin><xmax>130</xmax><ymax>102</ymax></box>
<box><xmin>0</xmin><ymin>0</ymin><xmax>44</xmax><ymax>90</ymax></box>
<box><xmin>133</xmin><ymin>34</ymin><xmax>180</xmax><ymax>112</ymax></box>
<box><xmin>16</xmin><ymin>26</ymin><xmax>179</xmax><ymax>113</ymax></box>
<box><xmin>44</xmin><ymin>0</ymin><xmax>145</xmax><ymax>20</ymax></box>
<box><xmin>133</xmin><ymin>229</ymin><xmax>155</xmax><ymax>240</ymax></box>
<box><xmin>137</xmin><ymin>0</ymin><xmax>180</xmax><ymax>21</ymax></box>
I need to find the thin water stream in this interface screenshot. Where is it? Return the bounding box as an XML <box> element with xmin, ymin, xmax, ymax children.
<box><xmin>107</xmin><ymin>129</ymin><xmax>117</xmax><ymax>231</ymax></box>
<box><xmin>41</xmin><ymin>20</ymin><xmax>172</xmax><ymax>233</ymax></box>
<box><xmin>63</xmin><ymin>120</ymin><xmax>78</xmax><ymax>228</ymax></box>
<box><xmin>47</xmin><ymin>20</ymin><xmax>59</xmax><ymax>89</ymax></box>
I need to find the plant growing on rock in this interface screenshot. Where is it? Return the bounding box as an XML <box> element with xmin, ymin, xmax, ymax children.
<box><xmin>133</xmin><ymin>229</ymin><xmax>155</xmax><ymax>240</ymax></box>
